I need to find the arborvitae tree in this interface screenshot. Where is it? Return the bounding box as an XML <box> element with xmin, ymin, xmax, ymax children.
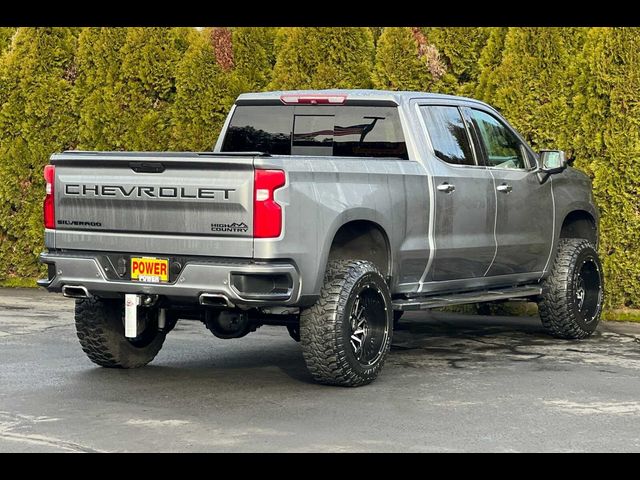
<box><xmin>170</xmin><ymin>28</ymin><xmax>234</xmax><ymax>151</ymax></box>
<box><xmin>371</xmin><ymin>27</ymin><xmax>384</xmax><ymax>45</ymax></box>
<box><xmin>372</xmin><ymin>27</ymin><xmax>450</xmax><ymax>92</ymax></box>
<box><xmin>75</xmin><ymin>27</ymin><xmax>128</xmax><ymax>150</ymax></box>
<box><xmin>232</xmin><ymin>27</ymin><xmax>277</xmax><ymax>92</ymax></box>
<box><xmin>486</xmin><ymin>27</ymin><xmax>586</xmax><ymax>152</ymax></box>
<box><xmin>0</xmin><ymin>28</ymin><xmax>15</xmax><ymax>53</ymax></box>
<box><xmin>475</xmin><ymin>27</ymin><xmax>508</xmax><ymax>102</ymax></box>
<box><xmin>0</xmin><ymin>28</ymin><xmax>78</xmax><ymax>282</ymax></box>
<box><xmin>270</xmin><ymin>27</ymin><xmax>375</xmax><ymax>90</ymax></box>
<box><xmin>117</xmin><ymin>27</ymin><xmax>190</xmax><ymax>151</ymax></box>
<box><xmin>572</xmin><ymin>27</ymin><xmax>640</xmax><ymax>309</ymax></box>
<box><xmin>425</xmin><ymin>27</ymin><xmax>490</xmax><ymax>95</ymax></box>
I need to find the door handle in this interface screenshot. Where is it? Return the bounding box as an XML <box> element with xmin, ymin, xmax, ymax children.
<box><xmin>437</xmin><ymin>183</ymin><xmax>455</xmax><ymax>193</ymax></box>
<box><xmin>496</xmin><ymin>183</ymin><xmax>513</xmax><ymax>193</ymax></box>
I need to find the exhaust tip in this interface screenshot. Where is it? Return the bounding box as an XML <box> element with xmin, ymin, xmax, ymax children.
<box><xmin>62</xmin><ymin>285</ymin><xmax>91</xmax><ymax>299</ymax></box>
<box><xmin>199</xmin><ymin>293</ymin><xmax>234</xmax><ymax>308</ymax></box>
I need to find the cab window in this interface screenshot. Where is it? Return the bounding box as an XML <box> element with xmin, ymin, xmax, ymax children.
<box><xmin>469</xmin><ymin>109</ymin><xmax>528</xmax><ymax>170</ymax></box>
<box><xmin>420</xmin><ymin>106</ymin><xmax>476</xmax><ymax>166</ymax></box>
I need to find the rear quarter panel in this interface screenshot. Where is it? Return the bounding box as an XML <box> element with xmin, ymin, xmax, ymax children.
<box><xmin>253</xmin><ymin>156</ymin><xmax>429</xmax><ymax>299</ymax></box>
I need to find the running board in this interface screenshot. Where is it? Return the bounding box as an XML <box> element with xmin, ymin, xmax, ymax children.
<box><xmin>392</xmin><ymin>286</ymin><xmax>542</xmax><ymax>311</ymax></box>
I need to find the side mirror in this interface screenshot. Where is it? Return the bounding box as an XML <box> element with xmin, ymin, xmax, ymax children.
<box><xmin>539</xmin><ymin>150</ymin><xmax>567</xmax><ymax>173</ymax></box>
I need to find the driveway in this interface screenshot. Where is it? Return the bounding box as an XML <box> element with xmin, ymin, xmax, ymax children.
<box><xmin>1</xmin><ymin>288</ymin><xmax>639</xmax><ymax>452</ymax></box>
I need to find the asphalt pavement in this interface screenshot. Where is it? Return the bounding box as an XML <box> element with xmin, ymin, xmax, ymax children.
<box><xmin>1</xmin><ymin>288</ymin><xmax>639</xmax><ymax>452</ymax></box>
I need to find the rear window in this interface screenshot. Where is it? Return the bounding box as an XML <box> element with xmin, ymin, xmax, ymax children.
<box><xmin>221</xmin><ymin>105</ymin><xmax>408</xmax><ymax>159</ymax></box>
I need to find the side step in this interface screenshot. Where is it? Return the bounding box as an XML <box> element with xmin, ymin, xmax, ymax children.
<box><xmin>392</xmin><ymin>286</ymin><xmax>542</xmax><ymax>311</ymax></box>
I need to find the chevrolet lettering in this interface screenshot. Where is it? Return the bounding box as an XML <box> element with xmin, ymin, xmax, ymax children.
<box><xmin>64</xmin><ymin>184</ymin><xmax>235</xmax><ymax>200</ymax></box>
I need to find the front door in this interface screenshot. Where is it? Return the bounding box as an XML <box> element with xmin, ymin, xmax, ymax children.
<box><xmin>418</xmin><ymin>104</ymin><xmax>497</xmax><ymax>282</ymax></box>
<box><xmin>465</xmin><ymin>107</ymin><xmax>554</xmax><ymax>276</ymax></box>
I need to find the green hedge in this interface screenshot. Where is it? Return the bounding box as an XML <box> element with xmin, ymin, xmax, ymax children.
<box><xmin>270</xmin><ymin>27</ymin><xmax>375</xmax><ymax>90</ymax></box>
<box><xmin>0</xmin><ymin>27</ymin><xmax>638</xmax><ymax>312</ymax></box>
<box><xmin>0</xmin><ymin>28</ymin><xmax>78</xmax><ymax>281</ymax></box>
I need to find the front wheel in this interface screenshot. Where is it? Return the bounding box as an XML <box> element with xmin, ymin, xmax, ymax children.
<box><xmin>537</xmin><ymin>238</ymin><xmax>604</xmax><ymax>339</ymax></box>
<box><xmin>300</xmin><ymin>260</ymin><xmax>393</xmax><ymax>387</ymax></box>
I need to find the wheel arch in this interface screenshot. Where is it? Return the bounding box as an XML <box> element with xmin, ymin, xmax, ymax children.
<box><xmin>327</xmin><ymin>220</ymin><xmax>391</xmax><ymax>277</ymax></box>
<box><xmin>559</xmin><ymin>209</ymin><xmax>598</xmax><ymax>246</ymax></box>
<box><xmin>315</xmin><ymin>212</ymin><xmax>392</xmax><ymax>294</ymax></box>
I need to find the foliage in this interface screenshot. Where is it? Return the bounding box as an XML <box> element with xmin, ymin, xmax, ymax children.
<box><xmin>170</xmin><ymin>28</ymin><xmax>235</xmax><ymax>151</ymax></box>
<box><xmin>270</xmin><ymin>27</ymin><xmax>375</xmax><ymax>90</ymax></box>
<box><xmin>75</xmin><ymin>27</ymin><xmax>128</xmax><ymax>150</ymax></box>
<box><xmin>483</xmin><ymin>27</ymin><xmax>586</xmax><ymax>152</ymax></box>
<box><xmin>0</xmin><ymin>28</ymin><xmax>15</xmax><ymax>53</ymax></box>
<box><xmin>571</xmin><ymin>27</ymin><xmax>640</xmax><ymax>308</ymax></box>
<box><xmin>425</xmin><ymin>27</ymin><xmax>490</xmax><ymax>95</ymax></box>
<box><xmin>475</xmin><ymin>27</ymin><xmax>508</xmax><ymax>102</ymax></box>
<box><xmin>372</xmin><ymin>27</ymin><xmax>449</xmax><ymax>92</ymax></box>
<box><xmin>232</xmin><ymin>27</ymin><xmax>277</xmax><ymax>92</ymax></box>
<box><xmin>0</xmin><ymin>28</ymin><xmax>79</xmax><ymax>280</ymax></box>
<box><xmin>117</xmin><ymin>27</ymin><xmax>191</xmax><ymax>151</ymax></box>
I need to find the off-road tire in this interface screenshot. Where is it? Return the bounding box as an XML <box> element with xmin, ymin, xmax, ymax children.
<box><xmin>75</xmin><ymin>297</ymin><xmax>166</xmax><ymax>368</ymax></box>
<box><xmin>537</xmin><ymin>238</ymin><xmax>604</xmax><ymax>339</ymax></box>
<box><xmin>300</xmin><ymin>260</ymin><xmax>393</xmax><ymax>387</ymax></box>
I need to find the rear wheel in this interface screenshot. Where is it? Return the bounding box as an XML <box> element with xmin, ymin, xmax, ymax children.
<box><xmin>300</xmin><ymin>260</ymin><xmax>393</xmax><ymax>387</ymax></box>
<box><xmin>537</xmin><ymin>238</ymin><xmax>604</xmax><ymax>339</ymax></box>
<box><xmin>75</xmin><ymin>297</ymin><xmax>166</xmax><ymax>368</ymax></box>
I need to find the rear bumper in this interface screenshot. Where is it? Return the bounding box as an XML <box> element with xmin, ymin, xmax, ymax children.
<box><xmin>38</xmin><ymin>251</ymin><xmax>301</xmax><ymax>307</ymax></box>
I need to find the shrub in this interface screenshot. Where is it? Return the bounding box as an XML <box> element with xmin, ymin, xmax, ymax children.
<box><xmin>482</xmin><ymin>27</ymin><xmax>586</xmax><ymax>152</ymax></box>
<box><xmin>117</xmin><ymin>27</ymin><xmax>190</xmax><ymax>151</ymax></box>
<box><xmin>75</xmin><ymin>27</ymin><xmax>128</xmax><ymax>150</ymax></box>
<box><xmin>0</xmin><ymin>28</ymin><xmax>79</xmax><ymax>281</ymax></box>
<box><xmin>232</xmin><ymin>27</ymin><xmax>277</xmax><ymax>92</ymax></box>
<box><xmin>170</xmin><ymin>28</ymin><xmax>235</xmax><ymax>151</ymax></box>
<box><xmin>372</xmin><ymin>27</ymin><xmax>452</xmax><ymax>92</ymax></box>
<box><xmin>475</xmin><ymin>27</ymin><xmax>508</xmax><ymax>102</ymax></box>
<box><xmin>270</xmin><ymin>27</ymin><xmax>375</xmax><ymax>90</ymax></box>
<box><xmin>425</xmin><ymin>27</ymin><xmax>490</xmax><ymax>96</ymax></box>
<box><xmin>571</xmin><ymin>27</ymin><xmax>640</xmax><ymax>309</ymax></box>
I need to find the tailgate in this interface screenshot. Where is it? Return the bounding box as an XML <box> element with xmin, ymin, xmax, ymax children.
<box><xmin>50</xmin><ymin>152</ymin><xmax>255</xmax><ymax>257</ymax></box>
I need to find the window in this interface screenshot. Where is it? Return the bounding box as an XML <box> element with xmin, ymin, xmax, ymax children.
<box><xmin>221</xmin><ymin>105</ymin><xmax>408</xmax><ymax>159</ymax></box>
<box><xmin>469</xmin><ymin>109</ymin><xmax>527</xmax><ymax>170</ymax></box>
<box><xmin>333</xmin><ymin>107</ymin><xmax>408</xmax><ymax>159</ymax></box>
<box><xmin>292</xmin><ymin>115</ymin><xmax>334</xmax><ymax>156</ymax></box>
<box><xmin>221</xmin><ymin>106</ymin><xmax>293</xmax><ymax>155</ymax></box>
<box><xmin>420</xmin><ymin>106</ymin><xmax>475</xmax><ymax>166</ymax></box>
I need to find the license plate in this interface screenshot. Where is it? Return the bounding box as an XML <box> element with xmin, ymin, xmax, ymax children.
<box><xmin>131</xmin><ymin>257</ymin><xmax>169</xmax><ymax>283</ymax></box>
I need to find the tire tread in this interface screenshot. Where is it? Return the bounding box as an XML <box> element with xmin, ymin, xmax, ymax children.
<box><xmin>75</xmin><ymin>298</ymin><xmax>165</xmax><ymax>368</ymax></box>
<box><xmin>538</xmin><ymin>238</ymin><xmax>602</xmax><ymax>339</ymax></box>
<box><xmin>300</xmin><ymin>260</ymin><xmax>391</xmax><ymax>387</ymax></box>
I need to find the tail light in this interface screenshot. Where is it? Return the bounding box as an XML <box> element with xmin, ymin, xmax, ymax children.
<box><xmin>43</xmin><ymin>165</ymin><xmax>55</xmax><ymax>229</ymax></box>
<box><xmin>254</xmin><ymin>169</ymin><xmax>285</xmax><ymax>238</ymax></box>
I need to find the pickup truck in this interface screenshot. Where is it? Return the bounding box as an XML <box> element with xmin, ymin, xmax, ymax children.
<box><xmin>39</xmin><ymin>89</ymin><xmax>604</xmax><ymax>387</ymax></box>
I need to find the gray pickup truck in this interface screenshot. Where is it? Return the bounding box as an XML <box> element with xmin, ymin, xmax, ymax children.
<box><xmin>39</xmin><ymin>90</ymin><xmax>604</xmax><ymax>387</ymax></box>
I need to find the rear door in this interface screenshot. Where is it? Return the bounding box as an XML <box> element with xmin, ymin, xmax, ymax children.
<box><xmin>52</xmin><ymin>153</ymin><xmax>255</xmax><ymax>257</ymax></box>
<box><xmin>418</xmin><ymin>104</ymin><xmax>497</xmax><ymax>282</ymax></box>
<box><xmin>464</xmin><ymin>107</ymin><xmax>554</xmax><ymax>276</ymax></box>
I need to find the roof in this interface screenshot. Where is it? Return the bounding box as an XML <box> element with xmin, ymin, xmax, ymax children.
<box><xmin>236</xmin><ymin>89</ymin><xmax>492</xmax><ymax>108</ymax></box>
